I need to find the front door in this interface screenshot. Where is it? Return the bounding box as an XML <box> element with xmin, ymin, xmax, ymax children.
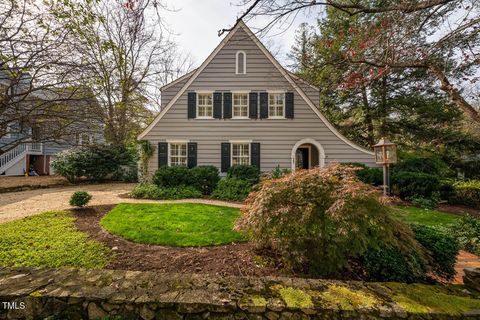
<box><xmin>295</xmin><ymin>147</ymin><xmax>309</xmax><ymax>169</ymax></box>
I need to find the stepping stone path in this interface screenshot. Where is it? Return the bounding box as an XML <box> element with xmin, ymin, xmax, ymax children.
<box><xmin>455</xmin><ymin>250</ymin><xmax>480</xmax><ymax>284</ymax></box>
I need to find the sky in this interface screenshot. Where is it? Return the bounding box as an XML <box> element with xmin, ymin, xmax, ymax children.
<box><xmin>161</xmin><ymin>1</ymin><xmax>318</xmax><ymax>67</ymax></box>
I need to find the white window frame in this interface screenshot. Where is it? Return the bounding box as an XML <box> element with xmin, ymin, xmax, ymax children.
<box><xmin>167</xmin><ymin>141</ymin><xmax>189</xmax><ymax>167</ymax></box>
<box><xmin>268</xmin><ymin>91</ymin><xmax>286</xmax><ymax>119</ymax></box>
<box><xmin>232</xmin><ymin>92</ymin><xmax>249</xmax><ymax>119</ymax></box>
<box><xmin>196</xmin><ymin>92</ymin><xmax>214</xmax><ymax>119</ymax></box>
<box><xmin>235</xmin><ymin>51</ymin><xmax>247</xmax><ymax>75</ymax></box>
<box><xmin>230</xmin><ymin>141</ymin><xmax>251</xmax><ymax>166</ymax></box>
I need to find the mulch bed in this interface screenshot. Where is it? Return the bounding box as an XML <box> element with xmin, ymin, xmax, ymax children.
<box><xmin>436</xmin><ymin>204</ymin><xmax>480</xmax><ymax>218</ymax></box>
<box><xmin>73</xmin><ymin>205</ymin><xmax>281</xmax><ymax>277</ymax></box>
<box><xmin>73</xmin><ymin>204</ymin><xmax>478</xmax><ymax>283</ymax></box>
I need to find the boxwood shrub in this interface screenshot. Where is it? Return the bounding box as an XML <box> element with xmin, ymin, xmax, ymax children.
<box><xmin>439</xmin><ymin>179</ymin><xmax>455</xmax><ymax>201</ymax></box>
<box><xmin>449</xmin><ymin>215</ymin><xmax>480</xmax><ymax>255</ymax></box>
<box><xmin>392</xmin><ymin>171</ymin><xmax>440</xmax><ymax>199</ymax></box>
<box><xmin>344</xmin><ymin>163</ymin><xmax>383</xmax><ymax>186</ymax></box>
<box><xmin>52</xmin><ymin>145</ymin><xmax>135</xmax><ymax>182</ymax></box>
<box><xmin>393</xmin><ymin>154</ymin><xmax>452</xmax><ymax>177</ymax></box>
<box><xmin>130</xmin><ymin>183</ymin><xmax>202</xmax><ymax>200</ymax></box>
<box><xmin>357</xmin><ymin>167</ymin><xmax>383</xmax><ymax>186</ymax></box>
<box><xmin>69</xmin><ymin>191</ymin><xmax>92</xmax><ymax>207</ymax></box>
<box><xmin>152</xmin><ymin>166</ymin><xmax>220</xmax><ymax>195</ymax></box>
<box><xmin>411</xmin><ymin>224</ymin><xmax>459</xmax><ymax>281</ymax></box>
<box><xmin>450</xmin><ymin>180</ymin><xmax>480</xmax><ymax>208</ymax></box>
<box><xmin>212</xmin><ymin>178</ymin><xmax>252</xmax><ymax>201</ymax></box>
<box><xmin>362</xmin><ymin>245</ymin><xmax>428</xmax><ymax>283</ymax></box>
<box><xmin>227</xmin><ymin>165</ymin><xmax>260</xmax><ymax>185</ymax></box>
<box><xmin>153</xmin><ymin>166</ymin><xmax>192</xmax><ymax>188</ymax></box>
<box><xmin>191</xmin><ymin>166</ymin><xmax>220</xmax><ymax>195</ymax></box>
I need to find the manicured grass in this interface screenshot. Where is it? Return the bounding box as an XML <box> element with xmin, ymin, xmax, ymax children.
<box><xmin>392</xmin><ymin>206</ymin><xmax>461</xmax><ymax>228</ymax></box>
<box><xmin>100</xmin><ymin>203</ymin><xmax>246</xmax><ymax>247</ymax></box>
<box><xmin>0</xmin><ymin>211</ymin><xmax>110</xmax><ymax>268</ymax></box>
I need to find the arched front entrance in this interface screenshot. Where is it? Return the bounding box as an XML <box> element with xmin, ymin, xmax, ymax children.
<box><xmin>291</xmin><ymin>138</ymin><xmax>325</xmax><ymax>170</ymax></box>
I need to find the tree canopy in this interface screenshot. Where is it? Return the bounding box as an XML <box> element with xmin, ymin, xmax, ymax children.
<box><xmin>231</xmin><ymin>0</ymin><xmax>480</xmax><ymax>123</ymax></box>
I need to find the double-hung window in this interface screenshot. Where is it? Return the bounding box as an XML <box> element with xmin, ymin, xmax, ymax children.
<box><xmin>231</xmin><ymin>143</ymin><xmax>250</xmax><ymax>166</ymax></box>
<box><xmin>169</xmin><ymin>143</ymin><xmax>187</xmax><ymax>167</ymax></box>
<box><xmin>268</xmin><ymin>92</ymin><xmax>285</xmax><ymax>118</ymax></box>
<box><xmin>197</xmin><ymin>93</ymin><xmax>213</xmax><ymax>118</ymax></box>
<box><xmin>233</xmin><ymin>93</ymin><xmax>248</xmax><ymax>118</ymax></box>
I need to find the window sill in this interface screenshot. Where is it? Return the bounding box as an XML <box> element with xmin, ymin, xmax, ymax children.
<box><xmin>195</xmin><ymin>117</ymin><xmax>214</xmax><ymax>120</ymax></box>
<box><xmin>231</xmin><ymin>117</ymin><xmax>250</xmax><ymax>120</ymax></box>
<box><xmin>267</xmin><ymin>116</ymin><xmax>287</xmax><ymax>120</ymax></box>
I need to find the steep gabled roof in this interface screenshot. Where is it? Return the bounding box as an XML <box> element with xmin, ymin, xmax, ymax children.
<box><xmin>286</xmin><ymin>71</ymin><xmax>320</xmax><ymax>91</ymax></box>
<box><xmin>160</xmin><ymin>69</ymin><xmax>197</xmax><ymax>91</ymax></box>
<box><xmin>138</xmin><ymin>21</ymin><xmax>373</xmax><ymax>156</ymax></box>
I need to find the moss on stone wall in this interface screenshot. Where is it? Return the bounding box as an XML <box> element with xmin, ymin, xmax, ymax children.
<box><xmin>385</xmin><ymin>282</ymin><xmax>480</xmax><ymax>315</ymax></box>
<box><xmin>0</xmin><ymin>267</ymin><xmax>479</xmax><ymax>319</ymax></box>
<box><xmin>317</xmin><ymin>284</ymin><xmax>379</xmax><ymax>310</ymax></box>
<box><xmin>274</xmin><ymin>286</ymin><xmax>314</xmax><ymax>309</ymax></box>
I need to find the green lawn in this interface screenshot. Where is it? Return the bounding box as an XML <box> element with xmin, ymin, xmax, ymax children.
<box><xmin>392</xmin><ymin>206</ymin><xmax>461</xmax><ymax>228</ymax></box>
<box><xmin>100</xmin><ymin>203</ymin><xmax>246</xmax><ymax>247</ymax></box>
<box><xmin>0</xmin><ymin>211</ymin><xmax>110</xmax><ymax>268</ymax></box>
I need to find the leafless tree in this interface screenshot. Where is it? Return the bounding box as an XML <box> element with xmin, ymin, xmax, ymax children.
<box><xmin>0</xmin><ymin>0</ymin><xmax>100</xmax><ymax>155</ymax></box>
<box><xmin>150</xmin><ymin>48</ymin><xmax>195</xmax><ymax>112</ymax></box>
<box><xmin>51</xmin><ymin>0</ymin><xmax>193</xmax><ymax>145</ymax></box>
<box><xmin>225</xmin><ymin>0</ymin><xmax>480</xmax><ymax>122</ymax></box>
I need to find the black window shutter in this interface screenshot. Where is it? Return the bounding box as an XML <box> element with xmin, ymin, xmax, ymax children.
<box><xmin>223</xmin><ymin>92</ymin><xmax>232</xmax><ymax>119</ymax></box>
<box><xmin>158</xmin><ymin>142</ymin><xmax>168</xmax><ymax>167</ymax></box>
<box><xmin>221</xmin><ymin>143</ymin><xmax>231</xmax><ymax>173</ymax></box>
<box><xmin>249</xmin><ymin>92</ymin><xmax>258</xmax><ymax>119</ymax></box>
<box><xmin>187</xmin><ymin>92</ymin><xmax>196</xmax><ymax>119</ymax></box>
<box><xmin>259</xmin><ymin>92</ymin><xmax>268</xmax><ymax>119</ymax></box>
<box><xmin>213</xmin><ymin>92</ymin><xmax>222</xmax><ymax>119</ymax></box>
<box><xmin>251</xmin><ymin>143</ymin><xmax>260</xmax><ymax>170</ymax></box>
<box><xmin>285</xmin><ymin>92</ymin><xmax>294</xmax><ymax>119</ymax></box>
<box><xmin>187</xmin><ymin>142</ymin><xmax>197</xmax><ymax>168</ymax></box>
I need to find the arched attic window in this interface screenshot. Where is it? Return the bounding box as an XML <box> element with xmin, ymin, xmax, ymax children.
<box><xmin>235</xmin><ymin>51</ymin><xmax>246</xmax><ymax>74</ymax></box>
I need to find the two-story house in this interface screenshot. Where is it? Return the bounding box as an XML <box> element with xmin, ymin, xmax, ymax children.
<box><xmin>0</xmin><ymin>70</ymin><xmax>103</xmax><ymax>176</ymax></box>
<box><xmin>138</xmin><ymin>21</ymin><xmax>374</xmax><ymax>175</ymax></box>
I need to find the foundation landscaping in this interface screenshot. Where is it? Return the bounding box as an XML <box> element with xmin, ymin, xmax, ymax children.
<box><xmin>1</xmin><ymin>158</ymin><xmax>480</xmax><ymax>319</ymax></box>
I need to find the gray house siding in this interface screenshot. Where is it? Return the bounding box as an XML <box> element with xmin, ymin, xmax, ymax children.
<box><xmin>142</xmin><ymin>25</ymin><xmax>374</xmax><ymax>175</ymax></box>
<box><xmin>291</xmin><ymin>77</ymin><xmax>320</xmax><ymax>107</ymax></box>
<box><xmin>0</xmin><ymin>137</ymin><xmax>16</xmax><ymax>150</ymax></box>
<box><xmin>161</xmin><ymin>75</ymin><xmax>191</xmax><ymax>108</ymax></box>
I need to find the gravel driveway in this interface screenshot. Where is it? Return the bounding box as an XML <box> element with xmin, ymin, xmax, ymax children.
<box><xmin>0</xmin><ymin>183</ymin><xmax>242</xmax><ymax>224</ymax></box>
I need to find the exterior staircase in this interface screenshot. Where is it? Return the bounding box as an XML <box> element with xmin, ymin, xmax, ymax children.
<box><xmin>0</xmin><ymin>143</ymin><xmax>43</xmax><ymax>175</ymax></box>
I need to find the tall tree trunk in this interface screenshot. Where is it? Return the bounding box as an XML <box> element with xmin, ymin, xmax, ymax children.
<box><xmin>361</xmin><ymin>85</ymin><xmax>375</xmax><ymax>146</ymax></box>
<box><xmin>378</xmin><ymin>75</ymin><xmax>388</xmax><ymax>137</ymax></box>
<box><xmin>429</xmin><ymin>64</ymin><xmax>480</xmax><ymax>122</ymax></box>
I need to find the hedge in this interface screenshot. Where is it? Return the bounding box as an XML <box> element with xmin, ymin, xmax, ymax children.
<box><xmin>450</xmin><ymin>180</ymin><xmax>480</xmax><ymax>208</ymax></box>
<box><xmin>392</xmin><ymin>171</ymin><xmax>439</xmax><ymax>199</ymax></box>
<box><xmin>152</xmin><ymin>166</ymin><xmax>219</xmax><ymax>195</ymax></box>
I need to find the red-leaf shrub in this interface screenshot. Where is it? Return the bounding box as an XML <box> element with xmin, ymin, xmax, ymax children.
<box><xmin>235</xmin><ymin>163</ymin><xmax>423</xmax><ymax>277</ymax></box>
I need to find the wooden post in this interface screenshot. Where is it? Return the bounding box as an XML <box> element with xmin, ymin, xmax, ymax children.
<box><xmin>382</xmin><ymin>165</ymin><xmax>387</xmax><ymax>196</ymax></box>
<box><xmin>25</xmin><ymin>155</ymin><xmax>30</xmax><ymax>176</ymax></box>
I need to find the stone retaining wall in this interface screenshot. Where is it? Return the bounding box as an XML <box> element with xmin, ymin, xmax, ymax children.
<box><xmin>1</xmin><ymin>267</ymin><xmax>480</xmax><ymax>320</ymax></box>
